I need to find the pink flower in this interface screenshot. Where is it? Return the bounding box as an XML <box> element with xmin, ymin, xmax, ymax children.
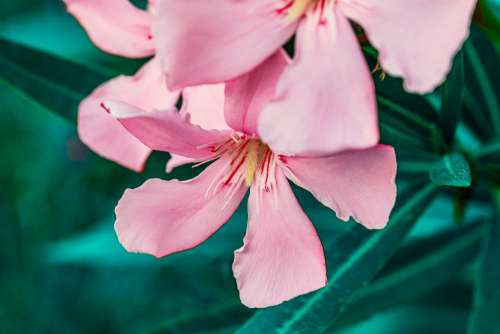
<box><xmin>154</xmin><ymin>0</ymin><xmax>476</xmax><ymax>155</ymax></box>
<box><xmin>107</xmin><ymin>52</ymin><xmax>397</xmax><ymax>308</ymax></box>
<box><xmin>65</xmin><ymin>0</ymin><xmax>227</xmax><ymax>171</ymax></box>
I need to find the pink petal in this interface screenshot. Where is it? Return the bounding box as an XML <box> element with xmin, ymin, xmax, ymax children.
<box><xmin>165</xmin><ymin>154</ymin><xmax>198</xmax><ymax>173</ymax></box>
<box><xmin>115</xmin><ymin>156</ymin><xmax>247</xmax><ymax>258</ymax></box>
<box><xmin>153</xmin><ymin>0</ymin><xmax>297</xmax><ymax>89</ymax></box>
<box><xmin>107</xmin><ymin>101</ymin><xmax>230</xmax><ymax>159</ymax></box>
<box><xmin>78</xmin><ymin>59</ymin><xmax>179</xmax><ymax>172</ymax></box>
<box><xmin>233</xmin><ymin>170</ymin><xmax>327</xmax><ymax>308</ymax></box>
<box><xmin>181</xmin><ymin>84</ymin><xmax>229</xmax><ymax>131</ymax></box>
<box><xmin>284</xmin><ymin>145</ymin><xmax>397</xmax><ymax>230</ymax></box>
<box><xmin>147</xmin><ymin>0</ymin><xmax>156</xmax><ymax>12</ymax></box>
<box><xmin>225</xmin><ymin>50</ymin><xmax>290</xmax><ymax>136</ymax></box>
<box><xmin>340</xmin><ymin>0</ymin><xmax>476</xmax><ymax>93</ymax></box>
<box><xmin>258</xmin><ymin>4</ymin><xmax>379</xmax><ymax>156</ymax></box>
<box><xmin>64</xmin><ymin>0</ymin><xmax>155</xmax><ymax>58</ymax></box>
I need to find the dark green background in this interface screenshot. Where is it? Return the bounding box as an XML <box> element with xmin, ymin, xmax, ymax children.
<box><xmin>1</xmin><ymin>1</ymin><xmax>500</xmax><ymax>333</ymax></box>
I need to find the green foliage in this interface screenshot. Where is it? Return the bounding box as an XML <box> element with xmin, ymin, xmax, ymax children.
<box><xmin>332</xmin><ymin>220</ymin><xmax>484</xmax><ymax>331</ymax></box>
<box><xmin>0</xmin><ymin>37</ymin><xmax>110</xmax><ymax>123</ymax></box>
<box><xmin>430</xmin><ymin>153</ymin><xmax>472</xmax><ymax>188</ymax></box>
<box><xmin>440</xmin><ymin>51</ymin><xmax>465</xmax><ymax>145</ymax></box>
<box><xmin>463</xmin><ymin>30</ymin><xmax>500</xmax><ymax>140</ymax></box>
<box><xmin>468</xmin><ymin>196</ymin><xmax>500</xmax><ymax>334</ymax></box>
<box><xmin>1</xmin><ymin>2</ymin><xmax>500</xmax><ymax>334</ymax></box>
<box><xmin>237</xmin><ymin>184</ymin><xmax>437</xmax><ymax>334</ymax></box>
<box><xmin>476</xmin><ymin>0</ymin><xmax>500</xmax><ymax>52</ymax></box>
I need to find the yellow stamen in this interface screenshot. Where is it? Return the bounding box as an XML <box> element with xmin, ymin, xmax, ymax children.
<box><xmin>245</xmin><ymin>140</ymin><xmax>260</xmax><ymax>186</ymax></box>
<box><xmin>287</xmin><ymin>0</ymin><xmax>313</xmax><ymax>22</ymax></box>
<box><xmin>372</xmin><ymin>62</ymin><xmax>387</xmax><ymax>81</ymax></box>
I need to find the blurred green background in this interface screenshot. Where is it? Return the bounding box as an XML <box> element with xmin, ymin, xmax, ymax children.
<box><xmin>1</xmin><ymin>1</ymin><xmax>500</xmax><ymax>333</ymax></box>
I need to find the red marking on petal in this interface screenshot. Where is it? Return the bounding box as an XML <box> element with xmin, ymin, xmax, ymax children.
<box><xmin>225</xmin><ymin>156</ymin><xmax>247</xmax><ymax>185</ymax></box>
<box><xmin>276</xmin><ymin>0</ymin><xmax>294</xmax><ymax>15</ymax></box>
<box><xmin>100</xmin><ymin>102</ymin><xmax>111</xmax><ymax>113</ymax></box>
<box><xmin>231</xmin><ymin>141</ymin><xmax>250</xmax><ymax>165</ymax></box>
<box><xmin>264</xmin><ymin>151</ymin><xmax>272</xmax><ymax>190</ymax></box>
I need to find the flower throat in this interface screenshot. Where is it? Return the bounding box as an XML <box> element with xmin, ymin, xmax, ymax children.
<box><xmin>286</xmin><ymin>0</ymin><xmax>327</xmax><ymax>21</ymax></box>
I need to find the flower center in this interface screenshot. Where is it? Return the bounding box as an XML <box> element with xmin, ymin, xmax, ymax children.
<box><xmin>226</xmin><ymin>138</ymin><xmax>275</xmax><ymax>188</ymax></box>
<box><xmin>205</xmin><ymin>136</ymin><xmax>279</xmax><ymax>196</ymax></box>
<box><xmin>281</xmin><ymin>0</ymin><xmax>327</xmax><ymax>21</ymax></box>
<box><xmin>287</xmin><ymin>0</ymin><xmax>314</xmax><ymax>21</ymax></box>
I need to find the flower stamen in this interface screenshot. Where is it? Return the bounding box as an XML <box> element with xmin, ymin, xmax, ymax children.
<box><xmin>201</xmin><ymin>137</ymin><xmax>278</xmax><ymax>206</ymax></box>
<box><xmin>245</xmin><ymin>140</ymin><xmax>260</xmax><ymax>186</ymax></box>
<box><xmin>287</xmin><ymin>0</ymin><xmax>313</xmax><ymax>21</ymax></box>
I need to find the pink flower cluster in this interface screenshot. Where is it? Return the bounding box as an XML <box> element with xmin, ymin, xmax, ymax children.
<box><xmin>65</xmin><ymin>0</ymin><xmax>476</xmax><ymax>307</ymax></box>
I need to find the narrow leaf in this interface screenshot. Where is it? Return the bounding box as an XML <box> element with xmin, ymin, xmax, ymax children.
<box><xmin>0</xmin><ymin>37</ymin><xmax>110</xmax><ymax>122</ymax></box>
<box><xmin>476</xmin><ymin>140</ymin><xmax>500</xmax><ymax>165</ymax></box>
<box><xmin>440</xmin><ymin>51</ymin><xmax>465</xmax><ymax>145</ymax></box>
<box><xmin>363</xmin><ymin>46</ymin><xmax>443</xmax><ymax>152</ymax></box>
<box><xmin>429</xmin><ymin>153</ymin><xmax>472</xmax><ymax>187</ymax></box>
<box><xmin>147</xmin><ymin>303</ymin><xmax>253</xmax><ymax>334</ymax></box>
<box><xmin>364</xmin><ymin>45</ymin><xmax>439</xmax><ymax>126</ymax></box>
<box><xmin>463</xmin><ymin>87</ymin><xmax>494</xmax><ymax>141</ymax></box>
<box><xmin>463</xmin><ymin>30</ymin><xmax>500</xmax><ymax>138</ymax></box>
<box><xmin>468</xmin><ymin>195</ymin><xmax>500</xmax><ymax>334</ymax></box>
<box><xmin>46</xmin><ymin>215</ymin><xmax>245</xmax><ymax>268</ymax></box>
<box><xmin>332</xmin><ymin>221</ymin><xmax>484</xmax><ymax>330</ymax></box>
<box><xmin>237</xmin><ymin>183</ymin><xmax>438</xmax><ymax>334</ymax></box>
<box><xmin>474</xmin><ymin>0</ymin><xmax>500</xmax><ymax>50</ymax></box>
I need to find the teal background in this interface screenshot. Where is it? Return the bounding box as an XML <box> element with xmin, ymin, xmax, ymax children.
<box><xmin>1</xmin><ymin>1</ymin><xmax>500</xmax><ymax>333</ymax></box>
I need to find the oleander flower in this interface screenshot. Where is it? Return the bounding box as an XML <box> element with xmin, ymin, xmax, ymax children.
<box><xmin>153</xmin><ymin>0</ymin><xmax>476</xmax><ymax>155</ymax></box>
<box><xmin>65</xmin><ymin>0</ymin><xmax>226</xmax><ymax>171</ymax></box>
<box><xmin>106</xmin><ymin>52</ymin><xmax>397</xmax><ymax>308</ymax></box>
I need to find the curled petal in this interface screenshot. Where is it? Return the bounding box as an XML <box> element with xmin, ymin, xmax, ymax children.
<box><xmin>165</xmin><ymin>154</ymin><xmax>198</xmax><ymax>173</ymax></box>
<box><xmin>181</xmin><ymin>84</ymin><xmax>229</xmax><ymax>131</ymax></box>
<box><xmin>225</xmin><ymin>50</ymin><xmax>290</xmax><ymax>136</ymax></box>
<box><xmin>154</xmin><ymin>0</ymin><xmax>297</xmax><ymax>89</ymax></box>
<box><xmin>116</xmin><ymin>156</ymin><xmax>247</xmax><ymax>258</ymax></box>
<box><xmin>78</xmin><ymin>59</ymin><xmax>178</xmax><ymax>171</ymax></box>
<box><xmin>258</xmin><ymin>4</ymin><xmax>378</xmax><ymax>156</ymax></box>
<box><xmin>64</xmin><ymin>0</ymin><xmax>155</xmax><ymax>58</ymax></box>
<box><xmin>107</xmin><ymin>101</ymin><xmax>230</xmax><ymax>159</ymax></box>
<box><xmin>284</xmin><ymin>145</ymin><xmax>397</xmax><ymax>229</ymax></box>
<box><xmin>233</xmin><ymin>170</ymin><xmax>327</xmax><ymax>308</ymax></box>
<box><xmin>340</xmin><ymin>0</ymin><xmax>476</xmax><ymax>93</ymax></box>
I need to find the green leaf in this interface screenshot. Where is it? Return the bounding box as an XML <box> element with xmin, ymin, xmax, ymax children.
<box><xmin>468</xmin><ymin>196</ymin><xmax>500</xmax><ymax>334</ymax></box>
<box><xmin>378</xmin><ymin>102</ymin><xmax>442</xmax><ymax>153</ymax></box>
<box><xmin>475</xmin><ymin>0</ymin><xmax>500</xmax><ymax>51</ymax></box>
<box><xmin>46</xmin><ymin>213</ymin><xmax>247</xmax><ymax>269</ymax></box>
<box><xmin>476</xmin><ymin>139</ymin><xmax>500</xmax><ymax>165</ymax></box>
<box><xmin>475</xmin><ymin>142</ymin><xmax>500</xmax><ymax>184</ymax></box>
<box><xmin>379</xmin><ymin>122</ymin><xmax>431</xmax><ymax>152</ymax></box>
<box><xmin>463</xmin><ymin>30</ymin><xmax>500</xmax><ymax>140</ymax></box>
<box><xmin>429</xmin><ymin>153</ymin><xmax>472</xmax><ymax>187</ymax></box>
<box><xmin>362</xmin><ymin>45</ymin><xmax>445</xmax><ymax>153</ymax></box>
<box><xmin>474</xmin><ymin>140</ymin><xmax>500</xmax><ymax>183</ymax></box>
<box><xmin>332</xmin><ymin>221</ymin><xmax>485</xmax><ymax>330</ymax></box>
<box><xmin>332</xmin><ymin>305</ymin><xmax>471</xmax><ymax>334</ymax></box>
<box><xmin>147</xmin><ymin>302</ymin><xmax>253</xmax><ymax>334</ymax></box>
<box><xmin>236</xmin><ymin>183</ymin><xmax>438</xmax><ymax>334</ymax></box>
<box><xmin>0</xmin><ymin>37</ymin><xmax>110</xmax><ymax>123</ymax></box>
<box><xmin>440</xmin><ymin>51</ymin><xmax>465</xmax><ymax>145</ymax></box>
<box><xmin>396</xmin><ymin>151</ymin><xmax>440</xmax><ymax>175</ymax></box>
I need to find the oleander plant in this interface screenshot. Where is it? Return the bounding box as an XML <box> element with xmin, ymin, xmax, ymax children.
<box><xmin>2</xmin><ymin>0</ymin><xmax>500</xmax><ymax>333</ymax></box>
